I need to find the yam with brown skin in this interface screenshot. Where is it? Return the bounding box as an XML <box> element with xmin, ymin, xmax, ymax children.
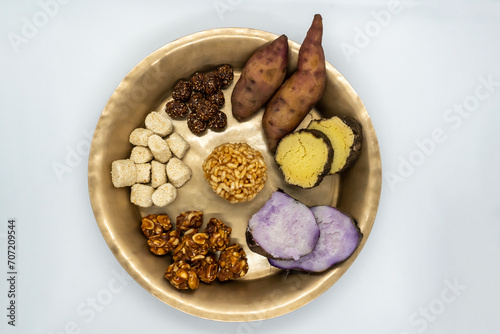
<box><xmin>307</xmin><ymin>115</ymin><xmax>363</xmax><ymax>174</ymax></box>
<box><xmin>262</xmin><ymin>14</ymin><xmax>326</xmax><ymax>152</ymax></box>
<box><xmin>231</xmin><ymin>34</ymin><xmax>289</xmax><ymax>121</ymax></box>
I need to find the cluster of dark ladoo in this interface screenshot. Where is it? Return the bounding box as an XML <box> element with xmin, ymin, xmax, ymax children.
<box><xmin>165</xmin><ymin>64</ymin><xmax>234</xmax><ymax>135</ymax></box>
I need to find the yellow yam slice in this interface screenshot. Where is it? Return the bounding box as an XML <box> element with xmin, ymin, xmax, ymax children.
<box><xmin>275</xmin><ymin>129</ymin><xmax>333</xmax><ymax>188</ymax></box>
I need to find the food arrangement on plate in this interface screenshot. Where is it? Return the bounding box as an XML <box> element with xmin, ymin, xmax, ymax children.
<box><xmin>89</xmin><ymin>12</ymin><xmax>381</xmax><ymax>320</ymax></box>
<box><xmin>108</xmin><ymin>14</ymin><xmax>365</xmax><ymax>291</ymax></box>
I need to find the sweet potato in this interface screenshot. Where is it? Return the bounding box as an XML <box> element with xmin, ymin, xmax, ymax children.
<box><xmin>246</xmin><ymin>189</ymin><xmax>320</xmax><ymax>260</ymax></box>
<box><xmin>231</xmin><ymin>34</ymin><xmax>288</xmax><ymax>121</ymax></box>
<box><xmin>262</xmin><ymin>14</ymin><xmax>326</xmax><ymax>152</ymax></box>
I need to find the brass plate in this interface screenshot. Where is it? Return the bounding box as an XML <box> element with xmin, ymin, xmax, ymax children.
<box><xmin>88</xmin><ymin>28</ymin><xmax>382</xmax><ymax>322</ymax></box>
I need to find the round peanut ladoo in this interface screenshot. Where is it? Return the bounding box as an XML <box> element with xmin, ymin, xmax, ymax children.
<box><xmin>165</xmin><ymin>261</ymin><xmax>199</xmax><ymax>290</ymax></box>
<box><xmin>148</xmin><ymin>230</ymin><xmax>181</xmax><ymax>255</ymax></box>
<box><xmin>202</xmin><ymin>142</ymin><xmax>267</xmax><ymax>203</ymax></box>
<box><xmin>192</xmin><ymin>253</ymin><xmax>219</xmax><ymax>283</ymax></box>
<box><xmin>140</xmin><ymin>214</ymin><xmax>172</xmax><ymax>238</ymax></box>
<box><xmin>204</xmin><ymin>218</ymin><xmax>232</xmax><ymax>251</ymax></box>
<box><xmin>140</xmin><ymin>214</ymin><xmax>181</xmax><ymax>256</ymax></box>
<box><xmin>172</xmin><ymin>232</ymin><xmax>210</xmax><ymax>262</ymax></box>
<box><xmin>218</xmin><ymin>244</ymin><xmax>249</xmax><ymax>281</ymax></box>
<box><xmin>176</xmin><ymin>211</ymin><xmax>203</xmax><ymax>232</ymax></box>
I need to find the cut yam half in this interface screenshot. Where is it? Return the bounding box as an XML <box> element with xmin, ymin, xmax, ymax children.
<box><xmin>274</xmin><ymin>129</ymin><xmax>333</xmax><ymax>188</ymax></box>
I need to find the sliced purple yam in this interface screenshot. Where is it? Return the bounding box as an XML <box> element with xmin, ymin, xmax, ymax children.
<box><xmin>246</xmin><ymin>190</ymin><xmax>320</xmax><ymax>260</ymax></box>
<box><xmin>269</xmin><ymin>205</ymin><xmax>362</xmax><ymax>272</ymax></box>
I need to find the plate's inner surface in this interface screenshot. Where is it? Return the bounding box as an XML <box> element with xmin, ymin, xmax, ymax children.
<box><xmin>88</xmin><ymin>28</ymin><xmax>381</xmax><ymax>322</ymax></box>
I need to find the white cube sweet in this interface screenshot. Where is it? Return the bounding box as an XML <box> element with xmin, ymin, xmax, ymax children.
<box><xmin>111</xmin><ymin>159</ymin><xmax>136</xmax><ymax>188</ymax></box>
<box><xmin>166</xmin><ymin>133</ymin><xmax>190</xmax><ymax>159</ymax></box>
<box><xmin>152</xmin><ymin>183</ymin><xmax>177</xmax><ymax>206</ymax></box>
<box><xmin>166</xmin><ymin>157</ymin><xmax>192</xmax><ymax>188</ymax></box>
<box><xmin>130</xmin><ymin>184</ymin><xmax>154</xmax><ymax>207</ymax></box>
<box><xmin>145</xmin><ymin>111</ymin><xmax>173</xmax><ymax>137</ymax></box>
<box><xmin>129</xmin><ymin>128</ymin><xmax>153</xmax><ymax>146</ymax></box>
<box><xmin>130</xmin><ymin>146</ymin><xmax>153</xmax><ymax>164</ymax></box>
<box><xmin>148</xmin><ymin>134</ymin><xmax>172</xmax><ymax>163</ymax></box>
<box><xmin>135</xmin><ymin>163</ymin><xmax>151</xmax><ymax>184</ymax></box>
<box><xmin>151</xmin><ymin>160</ymin><xmax>167</xmax><ymax>188</ymax></box>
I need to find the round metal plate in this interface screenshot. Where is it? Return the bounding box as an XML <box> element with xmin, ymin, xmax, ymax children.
<box><xmin>88</xmin><ymin>28</ymin><xmax>382</xmax><ymax>321</ymax></box>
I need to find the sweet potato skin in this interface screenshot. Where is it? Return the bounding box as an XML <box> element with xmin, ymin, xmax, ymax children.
<box><xmin>231</xmin><ymin>34</ymin><xmax>288</xmax><ymax>121</ymax></box>
<box><xmin>262</xmin><ymin>14</ymin><xmax>326</xmax><ymax>152</ymax></box>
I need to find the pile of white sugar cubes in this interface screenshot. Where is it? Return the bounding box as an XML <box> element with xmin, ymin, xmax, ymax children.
<box><xmin>111</xmin><ymin>111</ymin><xmax>192</xmax><ymax>207</ymax></box>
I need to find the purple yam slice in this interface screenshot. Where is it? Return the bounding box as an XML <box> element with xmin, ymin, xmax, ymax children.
<box><xmin>246</xmin><ymin>190</ymin><xmax>320</xmax><ymax>260</ymax></box>
<box><xmin>269</xmin><ymin>205</ymin><xmax>362</xmax><ymax>272</ymax></box>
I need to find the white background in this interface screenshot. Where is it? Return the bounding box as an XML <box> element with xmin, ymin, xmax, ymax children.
<box><xmin>1</xmin><ymin>0</ymin><xmax>500</xmax><ymax>333</ymax></box>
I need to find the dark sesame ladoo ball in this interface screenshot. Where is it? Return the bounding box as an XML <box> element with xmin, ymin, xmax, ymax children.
<box><xmin>165</xmin><ymin>100</ymin><xmax>189</xmax><ymax>118</ymax></box>
<box><xmin>207</xmin><ymin>90</ymin><xmax>225</xmax><ymax>109</ymax></box>
<box><xmin>190</xmin><ymin>72</ymin><xmax>206</xmax><ymax>92</ymax></box>
<box><xmin>208</xmin><ymin>111</ymin><xmax>228</xmax><ymax>131</ymax></box>
<box><xmin>187</xmin><ymin>92</ymin><xmax>205</xmax><ymax>112</ymax></box>
<box><xmin>202</xmin><ymin>71</ymin><xmax>221</xmax><ymax>95</ymax></box>
<box><xmin>172</xmin><ymin>79</ymin><xmax>192</xmax><ymax>102</ymax></box>
<box><xmin>216</xmin><ymin>64</ymin><xmax>234</xmax><ymax>88</ymax></box>
<box><xmin>187</xmin><ymin>112</ymin><xmax>207</xmax><ymax>135</ymax></box>
<box><xmin>196</xmin><ymin>99</ymin><xmax>218</xmax><ymax>122</ymax></box>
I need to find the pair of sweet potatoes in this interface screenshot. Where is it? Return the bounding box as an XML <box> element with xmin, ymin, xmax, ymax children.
<box><xmin>231</xmin><ymin>14</ymin><xmax>326</xmax><ymax>152</ymax></box>
<box><xmin>246</xmin><ymin>189</ymin><xmax>362</xmax><ymax>273</ymax></box>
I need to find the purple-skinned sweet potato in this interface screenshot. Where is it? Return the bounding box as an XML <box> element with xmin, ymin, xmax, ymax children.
<box><xmin>246</xmin><ymin>189</ymin><xmax>320</xmax><ymax>260</ymax></box>
<box><xmin>269</xmin><ymin>205</ymin><xmax>362</xmax><ymax>273</ymax></box>
<box><xmin>262</xmin><ymin>14</ymin><xmax>326</xmax><ymax>152</ymax></box>
<box><xmin>231</xmin><ymin>34</ymin><xmax>289</xmax><ymax>121</ymax></box>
